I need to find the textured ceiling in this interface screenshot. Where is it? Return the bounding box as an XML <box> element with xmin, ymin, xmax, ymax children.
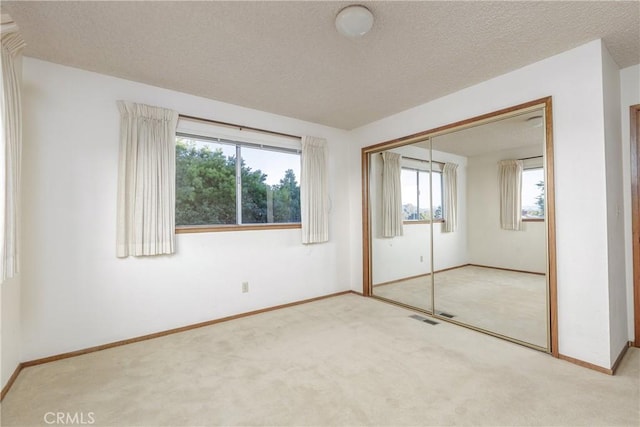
<box><xmin>3</xmin><ymin>1</ymin><xmax>639</xmax><ymax>130</ymax></box>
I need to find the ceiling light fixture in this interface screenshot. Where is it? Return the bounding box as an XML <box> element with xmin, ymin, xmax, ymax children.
<box><xmin>335</xmin><ymin>5</ymin><xmax>374</xmax><ymax>38</ymax></box>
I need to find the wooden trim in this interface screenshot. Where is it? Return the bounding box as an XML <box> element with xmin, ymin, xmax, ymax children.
<box><xmin>403</xmin><ymin>219</ymin><xmax>445</xmax><ymax>225</ymax></box>
<box><xmin>610</xmin><ymin>341</ymin><xmax>632</xmax><ymax>375</ymax></box>
<box><xmin>363</xmin><ymin>97</ymin><xmax>552</xmax><ymax>154</ymax></box>
<box><xmin>545</xmin><ymin>99</ymin><xmax>559</xmax><ymax>358</ymax></box>
<box><xmin>362</xmin><ymin>149</ymin><xmax>372</xmax><ymax>296</ymax></box>
<box><xmin>558</xmin><ymin>354</ymin><xmax>613</xmax><ymax>375</ymax></box>
<box><xmin>631</xmin><ymin>105</ymin><xmax>640</xmax><ymax>347</ymax></box>
<box><xmin>0</xmin><ymin>363</ymin><xmax>23</xmax><ymax>401</ymax></box>
<box><xmin>468</xmin><ymin>264</ymin><xmax>546</xmax><ymax>276</ymax></box>
<box><xmin>20</xmin><ymin>291</ymin><xmax>352</xmax><ymax>369</ymax></box>
<box><xmin>176</xmin><ymin>223</ymin><xmax>301</xmax><ymax>234</ymax></box>
<box><xmin>558</xmin><ymin>342</ymin><xmax>630</xmax><ymax>376</ymax></box>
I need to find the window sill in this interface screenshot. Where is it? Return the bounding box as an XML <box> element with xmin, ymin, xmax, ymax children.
<box><xmin>176</xmin><ymin>223</ymin><xmax>302</xmax><ymax>234</ymax></box>
<box><xmin>522</xmin><ymin>218</ymin><xmax>545</xmax><ymax>222</ymax></box>
<box><xmin>403</xmin><ymin>219</ymin><xmax>445</xmax><ymax>225</ymax></box>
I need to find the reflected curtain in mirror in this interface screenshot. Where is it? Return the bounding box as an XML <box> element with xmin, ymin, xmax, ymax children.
<box><xmin>381</xmin><ymin>152</ymin><xmax>403</xmax><ymax>237</ymax></box>
<box><xmin>442</xmin><ymin>162</ymin><xmax>458</xmax><ymax>232</ymax></box>
<box><xmin>499</xmin><ymin>159</ymin><xmax>524</xmax><ymax>231</ymax></box>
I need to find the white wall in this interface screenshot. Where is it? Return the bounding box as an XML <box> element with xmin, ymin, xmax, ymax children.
<box><xmin>1</xmin><ymin>275</ymin><xmax>21</xmax><ymax>389</ymax></box>
<box><xmin>372</xmin><ymin>221</ymin><xmax>431</xmax><ymax>284</ymax></box>
<box><xmin>601</xmin><ymin>45</ymin><xmax>627</xmax><ymax>362</ymax></box>
<box><xmin>20</xmin><ymin>58</ymin><xmax>352</xmax><ymax>361</ymax></box>
<box><xmin>620</xmin><ymin>64</ymin><xmax>640</xmax><ymax>340</ymax></box>
<box><xmin>349</xmin><ymin>40</ymin><xmax>618</xmax><ymax>368</ymax></box>
<box><xmin>466</xmin><ymin>145</ymin><xmax>546</xmax><ymax>273</ymax></box>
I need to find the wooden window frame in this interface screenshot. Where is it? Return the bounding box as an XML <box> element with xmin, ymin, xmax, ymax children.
<box><xmin>176</xmin><ymin>223</ymin><xmax>301</xmax><ymax>234</ymax></box>
<box><xmin>403</xmin><ymin>219</ymin><xmax>445</xmax><ymax>225</ymax></box>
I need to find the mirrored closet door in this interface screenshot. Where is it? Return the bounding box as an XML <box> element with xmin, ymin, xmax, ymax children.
<box><xmin>364</xmin><ymin>98</ymin><xmax>556</xmax><ymax>352</ymax></box>
<box><xmin>368</xmin><ymin>141</ymin><xmax>433</xmax><ymax>312</ymax></box>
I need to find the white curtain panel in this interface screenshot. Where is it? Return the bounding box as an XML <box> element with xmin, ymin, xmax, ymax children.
<box><xmin>381</xmin><ymin>152</ymin><xmax>403</xmax><ymax>237</ymax></box>
<box><xmin>499</xmin><ymin>159</ymin><xmax>524</xmax><ymax>231</ymax></box>
<box><xmin>442</xmin><ymin>162</ymin><xmax>458</xmax><ymax>232</ymax></box>
<box><xmin>301</xmin><ymin>136</ymin><xmax>329</xmax><ymax>244</ymax></box>
<box><xmin>116</xmin><ymin>101</ymin><xmax>179</xmax><ymax>257</ymax></box>
<box><xmin>0</xmin><ymin>29</ymin><xmax>26</xmax><ymax>282</ymax></box>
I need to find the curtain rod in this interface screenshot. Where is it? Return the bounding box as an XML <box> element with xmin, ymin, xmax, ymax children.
<box><xmin>179</xmin><ymin>114</ymin><xmax>301</xmax><ymax>140</ymax></box>
<box><xmin>519</xmin><ymin>155</ymin><xmax>543</xmax><ymax>161</ymax></box>
<box><xmin>380</xmin><ymin>153</ymin><xmax>444</xmax><ymax>165</ymax></box>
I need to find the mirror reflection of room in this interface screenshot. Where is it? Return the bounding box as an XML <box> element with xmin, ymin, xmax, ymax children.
<box><xmin>370</xmin><ymin>143</ymin><xmax>435</xmax><ymax>312</ymax></box>
<box><xmin>432</xmin><ymin>109</ymin><xmax>548</xmax><ymax>349</ymax></box>
<box><xmin>370</xmin><ymin>107</ymin><xmax>549</xmax><ymax>350</ymax></box>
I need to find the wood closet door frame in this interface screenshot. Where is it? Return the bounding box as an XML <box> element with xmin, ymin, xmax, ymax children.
<box><xmin>631</xmin><ymin>105</ymin><xmax>640</xmax><ymax>347</ymax></box>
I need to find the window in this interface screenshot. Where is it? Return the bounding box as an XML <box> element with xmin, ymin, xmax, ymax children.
<box><xmin>401</xmin><ymin>167</ymin><xmax>443</xmax><ymax>221</ymax></box>
<box><xmin>521</xmin><ymin>167</ymin><xmax>545</xmax><ymax>219</ymax></box>
<box><xmin>175</xmin><ymin>134</ymin><xmax>301</xmax><ymax>228</ymax></box>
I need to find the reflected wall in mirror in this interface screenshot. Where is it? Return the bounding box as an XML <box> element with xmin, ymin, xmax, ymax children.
<box><xmin>431</xmin><ymin>109</ymin><xmax>548</xmax><ymax>349</ymax></box>
<box><xmin>363</xmin><ymin>97</ymin><xmax>556</xmax><ymax>353</ymax></box>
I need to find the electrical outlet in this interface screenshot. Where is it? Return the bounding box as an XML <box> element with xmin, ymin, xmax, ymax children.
<box><xmin>420</xmin><ymin>255</ymin><xmax>424</xmax><ymax>262</ymax></box>
<box><xmin>242</xmin><ymin>282</ymin><xmax>249</xmax><ymax>293</ymax></box>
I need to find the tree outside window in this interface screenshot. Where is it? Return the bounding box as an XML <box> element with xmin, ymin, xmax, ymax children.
<box><xmin>522</xmin><ymin>168</ymin><xmax>545</xmax><ymax>219</ymax></box>
<box><xmin>175</xmin><ymin>137</ymin><xmax>301</xmax><ymax>227</ymax></box>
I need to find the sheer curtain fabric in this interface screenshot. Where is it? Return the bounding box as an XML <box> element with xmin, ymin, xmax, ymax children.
<box><xmin>301</xmin><ymin>136</ymin><xmax>329</xmax><ymax>244</ymax></box>
<box><xmin>1</xmin><ymin>29</ymin><xmax>26</xmax><ymax>281</ymax></box>
<box><xmin>116</xmin><ymin>101</ymin><xmax>179</xmax><ymax>257</ymax></box>
<box><xmin>381</xmin><ymin>152</ymin><xmax>403</xmax><ymax>237</ymax></box>
<box><xmin>499</xmin><ymin>159</ymin><xmax>523</xmax><ymax>231</ymax></box>
<box><xmin>442</xmin><ymin>162</ymin><xmax>458</xmax><ymax>232</ymax></box>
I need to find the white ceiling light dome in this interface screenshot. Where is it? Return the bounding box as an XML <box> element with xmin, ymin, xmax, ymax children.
<box><xmin>335</xmin><ymin>5</ymin><xmax>374</xmax><ymax>38</ymax></box>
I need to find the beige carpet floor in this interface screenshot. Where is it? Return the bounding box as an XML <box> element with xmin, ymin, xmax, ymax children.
<box><xmin>374</xmin><ymin>266</ymin><xmax>547</xmax><ymax>348</ymax></box>
<box><xmin>1</xmin><ymin>294</ymin><xmax>638</xmax><ymax>426</ymax></box>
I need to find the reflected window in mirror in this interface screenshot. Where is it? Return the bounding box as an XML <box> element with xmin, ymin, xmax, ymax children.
<box><xmin>401</xmin><ymin>167</ymin><xmax>443</xmax><ymax>222</ymax></box>
<box><xmin>522</xmin><ymin>167</ymin><xmax>545</xmax><ymax>220</ymax></box>
<box><xmin>432</xmin><ymin>171</ymin><xmax>443</xmax><ymax>220</ymax></box>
